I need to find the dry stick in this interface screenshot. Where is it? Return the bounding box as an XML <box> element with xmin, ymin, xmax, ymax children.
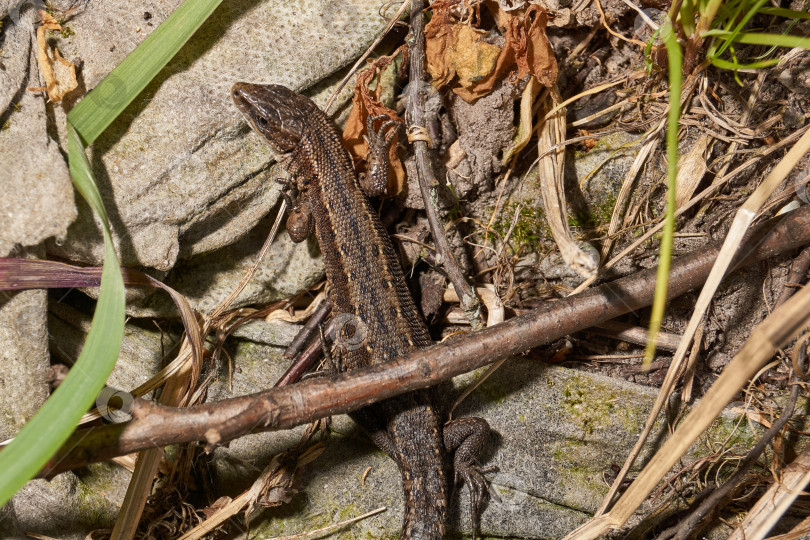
<box><xmin>406</xmin><ymin>0</ymin><xmax>483</xmax><ymax>330</ymax></box>
<box><xmin>283</xmin><ymin>299</ymin><xmax>332</xmax><ymax>360</ymax></box>
<box><xmin>589</xmin><ymin>321</ymin><xmax>681</xmax><ymax>352</ymax></box>
<box><xmin>659</xmin><ymin>378</ymin><xmax>801</xmax><ymax>540</ymax></box>
<box><xmin>773</xmin><ymin>245</ymin><xmax>810</xmax><ymax>309</ymax></box>
<box><xmin>35</xmin><ymin>206</ymin><xmax>810</xmax><ymax>477</ymax></box>
<box><xmin>563</xmin><ymin>256</ymin><xmax>810</xmax><ymax>540</ymax></box>
<box><xmin>275</xmin><ymin>317</ymin><xmax>339</xmax><ymax>388</ymax></box>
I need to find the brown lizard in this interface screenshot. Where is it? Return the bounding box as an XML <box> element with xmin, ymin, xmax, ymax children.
<box><xmin>232</xmin><ymin>82</ymin><xmax>489</xmax><ymax>539</ymax></box>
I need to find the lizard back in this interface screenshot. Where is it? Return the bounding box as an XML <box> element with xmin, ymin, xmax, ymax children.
<box><xmin>233</xmin><ymin>83</ymin><xmax>449</xmax><ymax>539</ymax></box>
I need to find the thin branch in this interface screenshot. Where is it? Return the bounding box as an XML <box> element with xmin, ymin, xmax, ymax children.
<box><xmin>406</xmin><ymin>0</ymin><xmax>484</xmax><ymax>329</ymax></box>
<box><xmin>34</xmin><ymin>205</ymin><xmax>810</xmax><ymax>478</ymax></box>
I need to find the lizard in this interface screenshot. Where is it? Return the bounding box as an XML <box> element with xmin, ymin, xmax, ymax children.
<box><xmin>232</xmin><ymin>82</ymin><xmax>489</xmax><ymax>539</ymax></box>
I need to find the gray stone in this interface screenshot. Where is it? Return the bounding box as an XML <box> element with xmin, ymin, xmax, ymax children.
<box><xmin>47</xmin><ymin>303</ymin><xmax>172</xmax><ymax>391</ymax></box>
<box><xmin>136</xmin><ymin>214</ymin><xmax>325</xmax><ymax>317</ymax></box>
<box><xmin>0</xmin><ymin>475</ymin><xmax>118</xmax><ymax>540</ymax></box>
<box><xmin>37</xmin><ymin>0</ymin><xmax>394</xmax><ymax>272</ymax></box>
<box><xmin>230</xmin><ymin>319</ymin><xmax>303</xmax><ymax>348</ymax></box>
<box><xmin>248</xmin><ymin>359</ymin><xmax>666</xmax><ymax>538</ymax></box>
<box><xmin>565</xmin><ymin>130</ymin><xmax>640</xmax><ymax>223</ymax></box>
<box><xmin>0</xmin><ymin>5</ymin><xmax>76</xmax><ymax>257</ymax></box>
<box><xmin>0</xmin><ymin>273</ymin><xmax>49</xmax><ymax>441</ymax></box>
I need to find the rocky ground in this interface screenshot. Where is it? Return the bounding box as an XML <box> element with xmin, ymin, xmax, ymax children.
<box><xmin>1</xmin><ymin>0</ymin><xmax>810</xmax><ymax>538</ymax></box>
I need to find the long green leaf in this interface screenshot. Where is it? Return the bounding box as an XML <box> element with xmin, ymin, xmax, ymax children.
<box><xmin>758</xmin><ymin>7</ymin><xmax>810</xmax><ymax>19</ymax></box>
<box><xmin>0</xmin><ymin>126</ymin><xmax>125</xmax><ymax>507</ymax></box>
<box><xmin>704</xmin><ymin>30</ymin><xmax>810</xmax><ymax>49</ymax></box>
<box><xmin>0</xmin><ymin>0</ymin><xmax>223</xmax><ymax>508</ymax></box>
<box><xmin>710</xmin><ymin>57</ymin><xmax>781</xmax><ymax>70</ymax></box>
<box><xmin>68</xmin><ymin>0</ymin><xmax>222</xmax><ymax>144</ymax></box>
<box><xmin>644</xmin><ymin>20</ymin><xmax>682</xmax><ymax>367</ymax></box>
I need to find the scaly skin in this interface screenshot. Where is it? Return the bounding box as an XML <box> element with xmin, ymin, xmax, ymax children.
<box><xmin>232</xmin><ymin>83</ymin><xmax>488</xmax><ymax>539</ymax></box>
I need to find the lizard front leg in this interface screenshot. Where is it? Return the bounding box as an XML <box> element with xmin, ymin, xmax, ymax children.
<box><xmin>359</xmin><ymin>114</ymin><xmax>401</xmax><ymax>197</ymax></box>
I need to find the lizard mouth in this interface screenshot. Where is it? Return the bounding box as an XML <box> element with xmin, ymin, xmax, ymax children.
<box><xmin>231</xmin><ymin>82</ymin><xmax>308</xmax><ymax>153</ymax></box>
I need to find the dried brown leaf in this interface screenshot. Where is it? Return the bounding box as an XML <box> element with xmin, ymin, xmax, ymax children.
<box><xmin>450</xmin><ymin>24</ymin><xmax>501</xmax><ymax>90</ymax></box>
<box><xmin>425</xmin><ymin>2</ymin><xmax>457</xmax><ymax>88</ymax></box>
<box><xmin>34</xmin><ymin>11</ymin><xmax>77</xmax><ymax>102</ymax></box>
<box><xmin>428</xmin><ymin>3</ymin><xmax>558</xmax><ymax>103</ymax></box>
<box><xmin>342</xmin><ymin>52</ymin><xmax>406</xmax><ymax>195</ymax></box>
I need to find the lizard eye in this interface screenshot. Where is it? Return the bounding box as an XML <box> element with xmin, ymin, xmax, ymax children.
<box><xmin>257</xmin><ymin>116</ymin><xmax>268</xmax><ymax>126</ymax></box>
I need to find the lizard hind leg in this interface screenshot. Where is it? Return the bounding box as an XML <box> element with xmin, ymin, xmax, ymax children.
<box><xmin>443</xmin><ymin>416</ymin><xmax>492</xmax><ymax>539</ymax></box>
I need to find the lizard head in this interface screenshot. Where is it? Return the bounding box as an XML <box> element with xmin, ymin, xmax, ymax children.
<box><xmin>232</xmin><ymin>83</ymin><xmax>316</xmax><ymax>153</ymax></box>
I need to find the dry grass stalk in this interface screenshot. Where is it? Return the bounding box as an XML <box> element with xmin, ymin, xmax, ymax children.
<box><xmin>562</xmin><ymin>276</ymin><xmax>810</xmax><ymax>539</ymax></box>
<box><xmin>538</xmin><ymin>88</ymin><xmax>599</xmax><ymax>278</ymax></box>
<box><xmin>725</xmin><ymin>445</ymin><xmax>810</xmax><ymax>540</ymax></box>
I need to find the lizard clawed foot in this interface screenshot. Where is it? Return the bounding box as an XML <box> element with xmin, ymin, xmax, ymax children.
<box><xmin>444</xmin><ymin>416</ymin><xmax>491</xmax><ymax>539</ymax></box>
<box><xmin>275</xmin><ymin>178</ymin><xmax>313</xmax><ymax>242</ymax></box>
<box><xmin>455</xmin><ymin>464</ymin><xmax>494</xmax><ymax>539</ymax></box>
<box><xmin>359</xmin><ymin>114</ymin><xmax>402</xmax><ymax>197</ymax></box>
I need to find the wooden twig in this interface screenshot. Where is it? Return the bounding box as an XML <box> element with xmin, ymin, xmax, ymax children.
<box><xmin>405</xmin><ymin>0</ymin><xmax>483</xmax><ymax>329</ymax></box>
<box><xmin>29</xmin><ymin>206</ymin><xmax>810</xmax><ymax>478</ymax></box>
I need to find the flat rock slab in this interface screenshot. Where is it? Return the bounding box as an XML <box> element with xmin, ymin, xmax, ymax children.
<box><xmin>248</xmin><ymin>358</ymin><xmax>665</xmax><ymax>539</ymax></box>
<box><xmin>1</xmin><ymin>0</ymin><xmax>394</xmax><ymax>313</ymax></box>
<box><xmin>3</xmin><ymin>317</ymin><xmax>770</xmax><ymax>539</ymax></box>
<box><xmin>42</xmin><ymin>0</ymin><xmax>393</xmax><ymax>271</ymax></box>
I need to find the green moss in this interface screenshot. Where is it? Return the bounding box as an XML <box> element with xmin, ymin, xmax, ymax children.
<box><xmin>549</xmin><ymin>437</ymin><xmax>606</xmax><ymax>499</ymax></box>
<box><xmin>78</xmin><ymin>462</ymin><xmax>120</xmax><ymax>494</ymax></box>
<box><xmin>72</xmin><ymin>478</ymin><xmax>117</xmax><ymax>528</ymax></box>
<box><xmin>491</xmin><ymin>201</ymin><xmax>552</xmax><ymax>252</ymax></box>
<box><xmin>594</xmin><ymin>191</ymin><xmax>618</xmax><ymax>225</ymax></box>
<box><xmin>561</xmin><ymin>374</ymin><xmax>645</xmax><ymax>436</ymax></box>
<box><xmin>60</xmin><ymin>25</ymin><xmax>75</xmax><ymax>38</ymax></box>
<box><xmin>567</xmin><ymin>209</ymin><xmax>596</xmax><ymax>229</ymax></box>
<box><xmin>566</xmin><ymin>190</ymin><xmax>617</xmax><ymax>232</ymax></box>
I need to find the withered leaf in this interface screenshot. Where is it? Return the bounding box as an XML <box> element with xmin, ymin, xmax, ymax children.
<box><xmin>33</xmin><ymin>11</ymin><xmax>78</xmax><ymax>102</ymax></box>
<box><xmin>342</xmin><ymin>51</ymin><xmax>406</xmax><ymax>196</ymax></box>
<box><xmin>426</xmin><ymin>2</ymin><xmax>558</xmax><ymax>103</ymax></box>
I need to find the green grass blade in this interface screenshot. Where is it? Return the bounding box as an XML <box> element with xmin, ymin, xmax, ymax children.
<box><xmin>68</xmin><ymin>0</ymin><xmax>222</xmax><ymax>145</ymax></box>
<box><xmin>0</xmin><ymin>126</ymin><xmax>125</xmax><ymax>507</ymax></box>
<box><xmin>758</xmin><ymin>7</ymin><xmax>810</xmax><ymax>19</ymax></box>
<box><xmin>644</xmin><ymin>20</ymin><xmax>682</xmax><ymax>368</ymax></box>
<box><xmin>0</xmin><ymin>0</ymin><xmax>223</xmax><ymax>507</ymax></box>
<box><xmin>710</xmin><ymin>57</ymin><xmax>781</xmax><ymax>70</ymax></box>
<box><xmin>711</xmin><ymin>0</ymin><xmax>770</xmax><ymax>58</ymax></box>
<box><xmin>704</xmin><ymin>29</ymin><xmax>810</xmax><ymax>49</ymax></box>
